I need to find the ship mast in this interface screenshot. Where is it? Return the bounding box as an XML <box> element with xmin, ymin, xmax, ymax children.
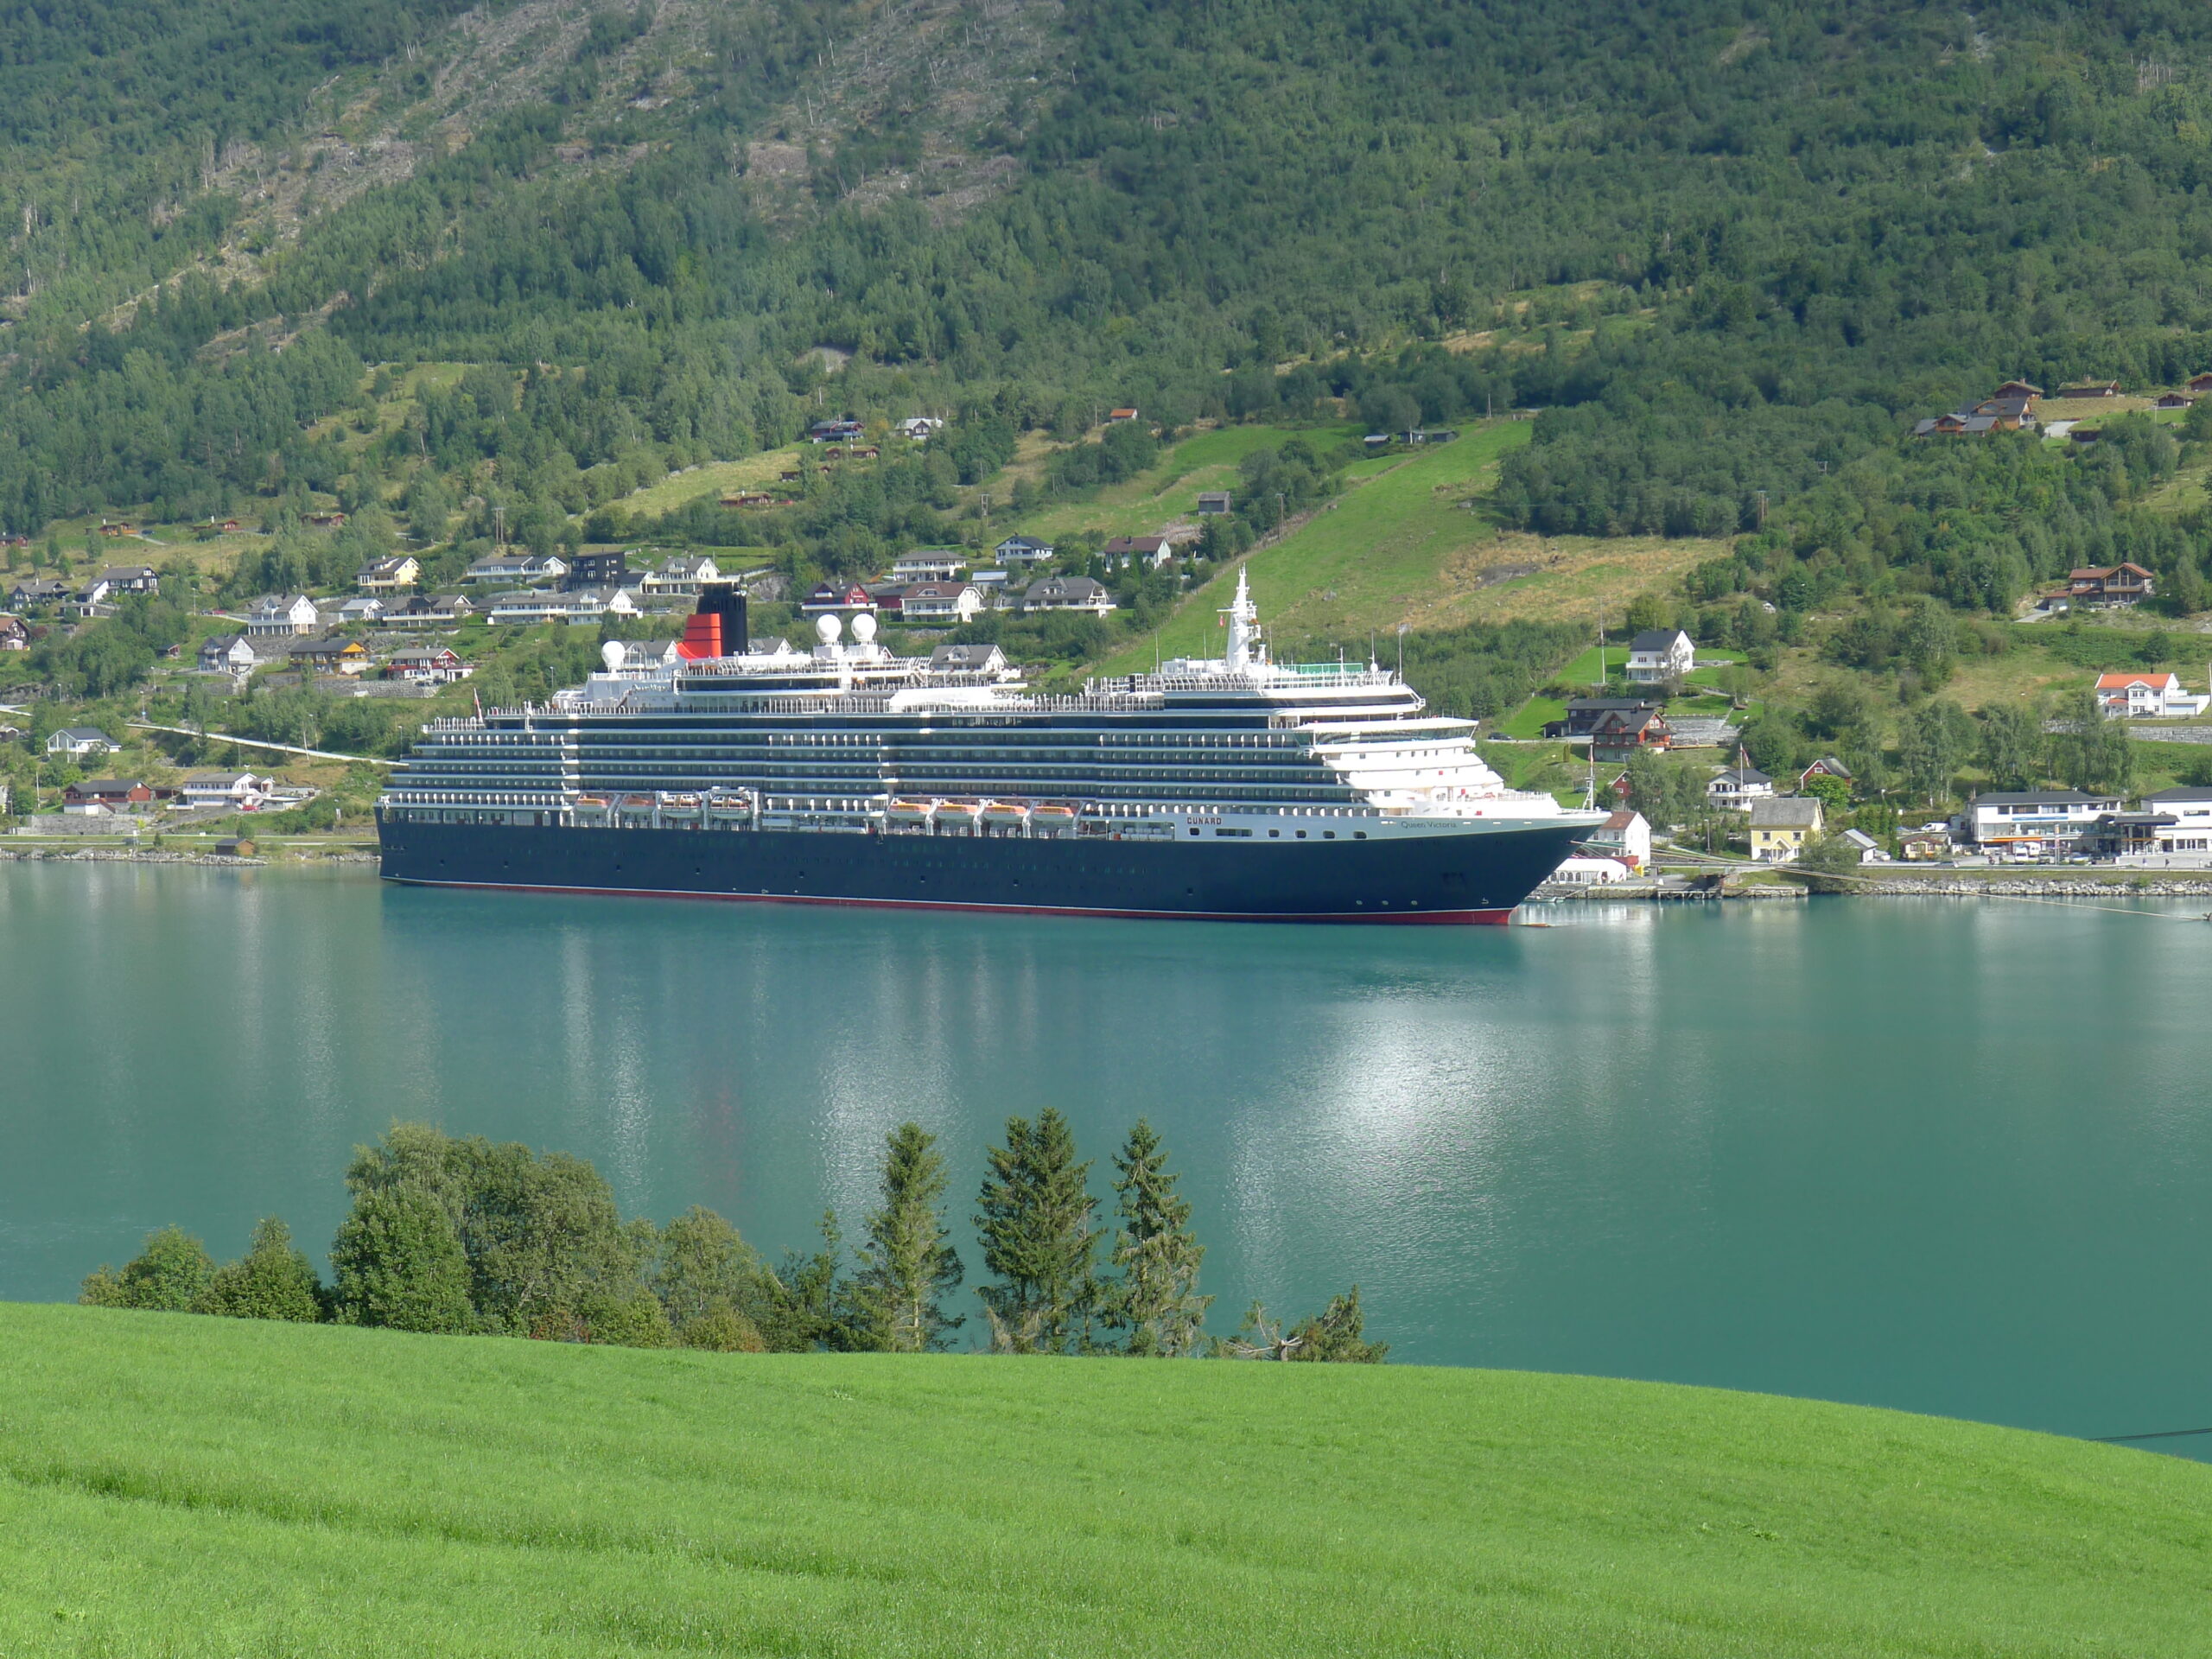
<box><xmin>1223</xmin><ymin>569</ymin><xmax>1262</xmax><ymax>671</ymax></box>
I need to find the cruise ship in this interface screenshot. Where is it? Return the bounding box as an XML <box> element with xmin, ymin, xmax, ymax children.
<box><xmin>374</xmin><ymin>573</ymin><xmax>1605</xmax><ymax>922</ymax></box>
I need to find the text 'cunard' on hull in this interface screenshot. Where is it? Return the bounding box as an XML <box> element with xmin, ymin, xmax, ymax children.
<box><xmin>374</xmin><ymin>574</ymin><xmax>1606</xmax><ymax>923</ymax></box>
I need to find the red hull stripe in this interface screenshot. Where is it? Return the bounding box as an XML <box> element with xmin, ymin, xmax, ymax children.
<box><xmin>385</xmin><ymin>876</ymin><xmax>1516</xmax><ymax>925</ymax></box>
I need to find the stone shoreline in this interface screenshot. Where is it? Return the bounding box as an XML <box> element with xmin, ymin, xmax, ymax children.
<box><xmin>0</xmin><ymin>848</ymin><xmax>380</xmax><ymax>867</ymax></box>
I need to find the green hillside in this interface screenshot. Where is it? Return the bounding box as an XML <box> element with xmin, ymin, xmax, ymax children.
<box><xmin>5</xmin><ymin>1303</ymin><xmax>2212</xmax><ymax>1656</ymax></box>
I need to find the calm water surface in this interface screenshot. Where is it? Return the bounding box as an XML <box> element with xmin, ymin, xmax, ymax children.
<box><xmin>5</xmin><ymin>863</ymin><xmax>2209</xmax><ymax>1448</ymax></box>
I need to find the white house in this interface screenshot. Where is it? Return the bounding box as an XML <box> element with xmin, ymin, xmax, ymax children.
<box><xmin>337</xmin><ymin>595</ymin><xmax>388</xmax><ymax>626</ymax></box>
<box><xmin>46</xmin><ymin>727</ymin><xmax>116</xmax><ymax>758</ymax></box>
<box><xmin>1707</xmin><ymin>766</ymin><xmax>1774</xmax><ymax>808</ymax></box>
<box><xmin>1625</xmin><ymin>628</ymin><xmax>1695</xmax><ymax>686</ymax></box>
<box><xmin>181</xmin><ymin>772</ymin><xmax>271</xmax><ymax>811</ymax></box>
<box><xmin>1550</xmin><ymin>855</ymin><xmax>1633</xmax><ymax>885</ymax></box>
<box><xmin>1102</xmin><ymin>535</ymin><xmax>1174</xmax><ymax>571</ymax></box>
<box><xmin>895</xmin><ymin>416</ymin><xmax>944</xmax><ymax>440</ymax></box>
<box><xmin>994</xmin><ymin>535</ymin><xmax>1055</xmax><ymax>565</ymax></box>
<box><xmin>1019</xmin><ymin>576</ymin><xmax>1116</xmax><ymax>614</ymax></box>
<box><xmin>99</xmin><ymin>565</ymin><xmax>159</xmax><ymax>594</ymax></box>
<box><xmin>1840</xmin><ymin>828</ymin><xmax>1889</xmax><ymax>862</ymax></box>
<box><xmin>895</xmin><ymin>582</ymin><xmax>984</xmax><ymax>623</ymax></box>
<box><xmin>463</xmin><ymin>552</ymin><xmax>569</xmax><ymax>587</ymax></box>
<box><xmin>931</xmin><ymin>642</ymin><xmax>1010</xmax><ymax>676</ymax></box>
<box><xmin>197</xmin><ymin>633</ymin><xmax>264</xmax><ymax>676</ymax></box>
<box><xmin>245</xmin><ymin>594</ymin><xmax>321</xmax><ymax>636</ymax></box>
<box><xmin>486</xmin><ymin>587</ymin><xmax>638</xmax><ymax>625</ymax></box>
<box><xmin>1962</xmin><ymin>790</ymin><xmax>2127</xmax><ymax>856</ymax></box>
<box><xmin>1585</xmin><ymin>809</ymin><xmax>1652</xmax><ymax>871</ymax></box>
<box><xmin>2094</xmin><ymin>671</ymin><xmax>2209</xmax><ymax>718</ymax></box>
<box><xmin>891</xmin><ymin>552</ymin><xmax>966</xmax><ymax>582</ymax></box>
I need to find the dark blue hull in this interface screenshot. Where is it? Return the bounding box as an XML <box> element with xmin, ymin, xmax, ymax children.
<box><xmin>373</xmin><ymin>814</ymin><xmax>1586</xmax><ymax>924</ymax></box>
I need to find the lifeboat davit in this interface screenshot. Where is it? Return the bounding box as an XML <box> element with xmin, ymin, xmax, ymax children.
<box><xmin>658</xmin><ymin>792</ymin><xmax>702</xmax><ymax>820</ymax></box>
<box><xmin>705</xmin><ymin>790</ymin><xmax>753</xmax><ymax>819</ymax></box>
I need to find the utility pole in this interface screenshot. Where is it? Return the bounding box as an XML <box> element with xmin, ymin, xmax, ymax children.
<box><xmin>1755</xmin><ymin>489</ymin><xmax>1768</xmax><ymax>531</ymax></box>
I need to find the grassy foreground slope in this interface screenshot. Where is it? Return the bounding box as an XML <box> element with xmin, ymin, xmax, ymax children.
<box><xmin>5</xmin><ymin>1307</ymin><xmax>2212</xmax><ymax>1656</ymax></box>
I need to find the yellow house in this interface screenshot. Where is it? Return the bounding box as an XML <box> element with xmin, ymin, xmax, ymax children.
<box><xmin>1748</xmin><ymin>796</ymin><xmax>1823</xmax><ymax>861</ymax></box>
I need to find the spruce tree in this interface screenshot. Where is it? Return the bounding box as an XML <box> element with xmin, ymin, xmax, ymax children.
<box><xmin>1103</xmin><ymin>1119</ymin><xmax>1211</xmax><ymax>1357</ymax></box>
<box><xmin>850</xmin><ymin>1122</ymin><xmax>964</xmax><ymax>1353</ymax></box>
<box><xmin>194</xmin><ymin>1217</ymin><xmax>324</xmax><ymax>1321</ymax></box>
<box><xmin>975</xmin><ymin>1109</ymin><xmax>1102</xmax><ymax>1354</ymax></box>
<box><xmin>328</xmin><ymin>1184</ymin><xmax>474</xmax><ymax>1333</ymax></box>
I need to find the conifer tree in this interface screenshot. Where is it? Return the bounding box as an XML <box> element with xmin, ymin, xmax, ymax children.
<box><xmin>328</xmin><ymin>1184</ymin><xmax>474</xmax><ymax>1334</ymax></box>
<box><xmin>975</xmin><ymin>1109</ymin><xmax>1102</xmax><ymax>1354</ymax></box>
<box><xmin>194</xmin><ymin>1217</ymin><xmax>324</xmax><ymax>1321</ymax></box>
<box><xmin>1102</xmin><ymin>1119</ymin><xmax>1211</xmax><ymax>1357</ymax></box>
<box><xmin>850</xmin><ymin>1122</ymin><xmax>964</xmax><ymax>1353</ymax></box>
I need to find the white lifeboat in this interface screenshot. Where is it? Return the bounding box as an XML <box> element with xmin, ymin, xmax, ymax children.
<box><xmin>980</xmin><ymin>799</ymin><xmax>1030</xmax><ymax>827</ymax></box>
<box><xmin>658</xmin><ymin>792</ymin><xmax>702</xmax><ymax>819</ymax></box>
<box><xmin>705</xmin><ymin>790</ymin><xmax>753</xmax><ymax>820</ymax></box>
<box><xmin>935</xmin><ymin>798</ymin><xmax>982</xmax><ymax>828</ymax></box>
<box><xmin>887</xmin><ymin>798</ymin><xmax>937</xmax><ymax>824</ymax></box>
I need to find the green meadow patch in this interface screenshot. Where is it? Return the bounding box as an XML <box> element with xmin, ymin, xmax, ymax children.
<box><xmin>4</xmin><ymin>1303</ymin><xmax>2212</xmax><ymax>1656</ymax></box>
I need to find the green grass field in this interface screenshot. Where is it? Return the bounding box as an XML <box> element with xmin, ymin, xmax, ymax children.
<box><xmin>1007</xmin><ymin>423</ymin><xmax>1361</xmax><ymax>545</ymax></box>
<box><xmin>1094</xmin><ymin>426</ymin><xmax>1535</xmax><ymax>675</ymax></box>
<box><xmin>6</xmin><ymin>1303</ymin><xmax>2212</xmax><ymax>1656</ymax></box>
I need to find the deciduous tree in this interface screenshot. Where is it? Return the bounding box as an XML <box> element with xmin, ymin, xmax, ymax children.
<box><xmin>194</xmin><ymin>1217</ymin><xmax>324</xmax><ymax>1321</ymax></box>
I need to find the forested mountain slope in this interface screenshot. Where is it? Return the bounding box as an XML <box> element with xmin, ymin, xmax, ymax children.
<box><xmin>10</xmin><ymin>0</ymin><xmax>2212</xmax><ymax>630</ymax></box>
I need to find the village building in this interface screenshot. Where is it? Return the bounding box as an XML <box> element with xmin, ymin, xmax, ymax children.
<box><xmin>993</xmin><ymin>535</ymin><xmax>1056</xmax><ymax>565</ymax></box>
<box><xmin>564</xmin><ymin>551</ymin><xmax>634</xmax><ymax>590</ymax></box>
<box><xmin>801</xmin><ymin>582</ymin><xmax>878</xmax><ymax>616</ymax></box>
<box><xmin>197</xmin><ymin>633</ymin><xmax>264</xmax><ymax>676</ymax></box>
<box><xmin>486</xmin><ymin>587</ymin><xmax>639</xmax><ymax>625</ymax></box>
<box><xmin>46</xmin><ymin>727</ymin><xmax>116</xmax><ymax>758</ymax></box>
<box><xmin>1961</xmin><ymin>790</ymin><xmax>2127</xmax><ymax>856</ymax></box>
<box><xmin>1624</xmin><ymin>627</ymin><xmax>1694</xmax><ymax>685</ymax></box>
<box><xmin>245</xmin><ymin>594</ymin><xmax>321</xmax><ymax>636</ymax></box>
<box><xmin>292</xmin><ymin>638</ymin><xmax>373</xmax><ymax>675</ymax></box>
<box><xmin>1017</xmin><ymin>576</ymin><xmax>1116</xmax><ymax>614</ymax></box>
<box><xmin>337</xmin><ymin>595</ymin><xmax>389</xmax><ymax>626</ymax></box>
<box><xmin>930</xmin><ymin>642</ymin><xmax>1010</xmax><ymax>676</ymax></box>
<box><xmin>62</xmin><ymin>779</ymin><xmax>155</xmax><ymax>815</ymax></box>
<box><xmin>890</xmin><ymin>552</ymin><xmax>967</xmax><ymax>582</ymax></box>
<box><xmin>181</xmin><ymin>772</ymin><xmax>271</xmax><ymax>812</ymax></box>
<box><xmin>386</xmin><ymin>647</ymin><xmax>474</xmax><ymax>684</ymax></box>
<box><xmin>2068</xmin><ymin>563</ymin><xmax>2155</xmax><ymax>607</ymax></box>
<box><xmin>98</xmin><ymin>565</ymin><xmax>159</xmax><ymax>594</ymax></box>
<box><xmin>1586</xmin><ymin>810</ymin><xmax>1652</xmax><ymax>872</ymax></box>
<box><xmin>357</xmin><ymin>556</ymin><xmax>422</xmax><ymax>593</ymax></box>
<box><xmin>6</xmin><ymin>577</ymin><xmax>70</xmax><ymax>612</ymax></box>
<box><xmin>1197</xmin><ymin>492</ymin><xmax>1233</xmax><ymax>516</ymax></box>
<box><xmin>463</xmin><ymin>552</ymin><xmax>569</xmax><ymax>587</ymax></box>
<box><xmin>639</xmin><ymin>556</ymin><xmax>720</xmax><ymax>598</ymax></box>
<box><xmin>1748</xmin><ymin>796</ymin><xmax>1823</xmax><ymax>861</ymax></box>
<box><xmin>0</xmin><ymin>613</ymin><xmax>26</xmax><ymax>651</ymax></box>
<box><xmin>2057</xmin><ymin>381</ymin><xmax>2122</xmax><ymax>399</ymax></box>
<box><xmin>895</xmin><ymin>582</ymin><xmax>985</xmax><ymax>623</ymax></box>
<box><xmin>1707</xmin><ymin>767</ymin><xmax>1775</xmax><ymax>809</ymax></box>
<box><xmin>1102</xmin><ymin>535</ymin><xmax>1175</xmax><ymax>571</ymax></box>
<box><xmin>1541</xmin><ymin>697</ymin><xmax>1666</xmax><ymax>741</ymax></box>
<box><xmin>2094</xmin><ymin>671</ymin><xmax>2209</xmax><ymax>718</ymax></box>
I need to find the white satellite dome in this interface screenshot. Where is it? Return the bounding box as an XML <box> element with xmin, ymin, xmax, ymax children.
<box><xmin>601</xmin><ymin>641</ymin><xmax>626</xmax><ymax>671</ymax></box>
<box><xmin>850</xmin><ymin>612</ymin><xmax>877</xmax><ymax>644</ymax></box>
<box><xmin>816</xmin><ymin>613</ymin><xmax>843</xmax><ymax>644</ymax></box>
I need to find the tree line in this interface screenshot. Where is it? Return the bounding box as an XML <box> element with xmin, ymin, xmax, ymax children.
<box><xmin>80</xmin><ymin>1116</ymin><xmax>1383</xmax><ymax>1363</ymax></box>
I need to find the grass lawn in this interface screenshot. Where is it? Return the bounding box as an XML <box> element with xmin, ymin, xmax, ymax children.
<box><xmin>612</xmin><ymin>449</ymin><xmax>807</xmax><ymax>518</ymax></box>
<box><xmin>5</xmin><ymin>1304</ymin><xmax>2212</xmax><ymax>1656</ymax></box>
<box><xmin>1007</xmin><ymin>423</ymin><xmax>1361</xmax><ymax>545</ymax></box>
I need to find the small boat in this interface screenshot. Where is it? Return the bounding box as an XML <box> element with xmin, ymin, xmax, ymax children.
<box><xmin>705</xmin><ymin>790</ymin><xmax>753</xmax><ymax>820</ymax></box>
<box><xmin>887</xmin><ymin>798</ymin><xmax>937</xmax><ymax>823</ymax></box>
<box><xmin>1031</xmin><ymin>803</ymin><xmax>1077</xmax><ymax>831</ymax></box>
<box><xmin>658</xmin><ymin>792</ymin><xmax>702</xmax><ymax>819</ymax></box>
<box><xmin>935</xmin><ymin>798</ymin><xmax>982</xmax><ymax>828</ymax></box>
<box><xmin>980</xmin><ymin>799</ymin><xmax>1030</xmax><ymax>826</ymax></box>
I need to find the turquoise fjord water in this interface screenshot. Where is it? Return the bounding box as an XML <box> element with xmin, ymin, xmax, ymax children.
<box><xmin>5</xmin><ymin>862</ymin><xmax>2211</xmax><ymax>1450</ymax></box>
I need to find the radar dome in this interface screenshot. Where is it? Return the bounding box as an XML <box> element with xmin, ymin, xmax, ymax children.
<box><xmin>601</xmin><ymin>641</ymin><xmax>626</xmax><ymax>671</ymax></box>
<box><xmin>850</xmin><ymin>612</ymin><xmax>877</xmax><ymax>644</ymax></box>
<box><xmin>816</xmin><ymin>613</ymin><xmax>843</xmax><ymax>644</ymax></box>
